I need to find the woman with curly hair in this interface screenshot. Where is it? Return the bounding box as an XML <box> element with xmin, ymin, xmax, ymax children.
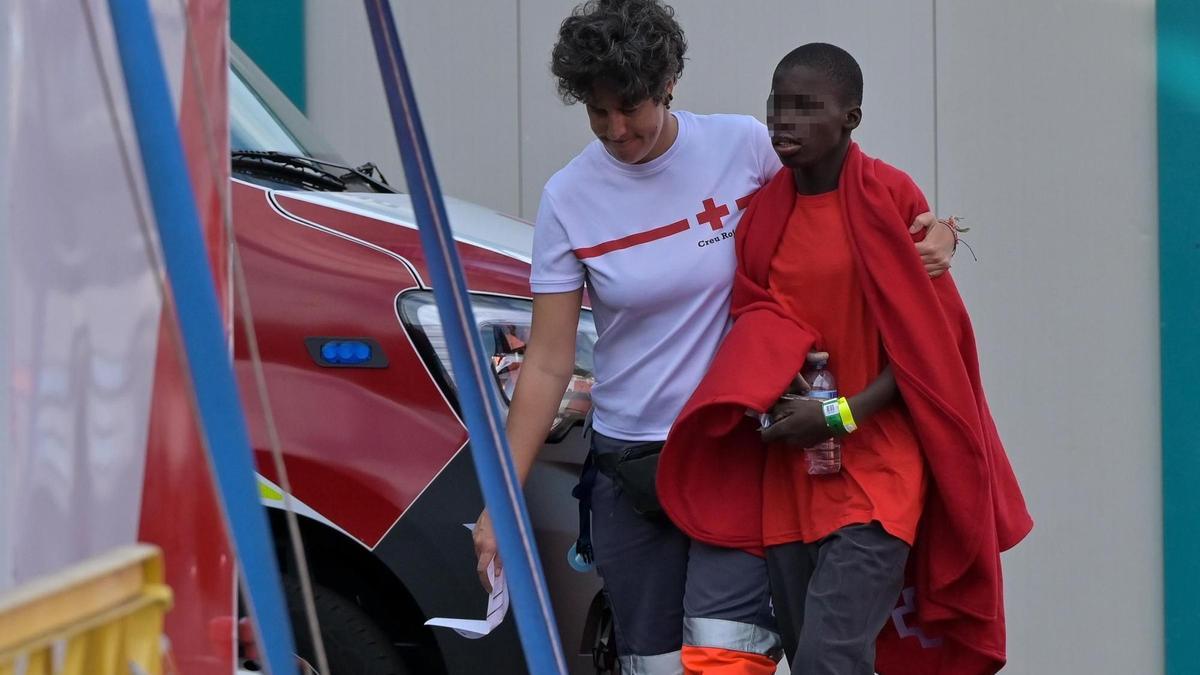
<box><xmin>472</xmin><ymin>1</ymin><xmax>956</xmax><ymax>673</ymax></box>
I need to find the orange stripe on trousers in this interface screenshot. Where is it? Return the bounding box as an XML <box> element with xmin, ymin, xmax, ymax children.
<box><xmin>680</xmin><ymin>646</ymin><xmax>779</xmax><ymax>675</ymax></box>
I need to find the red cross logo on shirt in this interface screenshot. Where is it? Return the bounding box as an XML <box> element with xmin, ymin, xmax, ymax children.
<box><xmin>696</xmin><ymin>198</ymin><xmax>731</xmax><ymax>231</ymax></box>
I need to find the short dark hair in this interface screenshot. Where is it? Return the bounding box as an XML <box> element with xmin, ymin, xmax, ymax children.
<box><xmin>551</xmin><ymin>0</ymin><xmax>687</xmax><ymax>106</ymax></box>
<box><xmin>775</xmin><ymin>42</ymin><xmax>863</xmax><ymax>107</ymax></box>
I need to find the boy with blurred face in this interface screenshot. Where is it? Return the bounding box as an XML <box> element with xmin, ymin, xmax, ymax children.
<box><xmin>657</xmin><ymin>43</ymin><xmax>1031</xmax><ymax>675</ymax></box>
<box><xmin>756</xmin><ymin>42</ymin><xmax>925</xmax><ymax>674</ymax></box>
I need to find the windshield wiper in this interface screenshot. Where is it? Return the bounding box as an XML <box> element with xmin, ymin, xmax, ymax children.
<box><xmin>231</xmin><ymin>151</ymin><xmax>394</xmax><ymax>193</ymax></box>
<box><xmin>232</xmin><ymin>150</ymin><xmax>346</xmax><ymax>191</ymax></box>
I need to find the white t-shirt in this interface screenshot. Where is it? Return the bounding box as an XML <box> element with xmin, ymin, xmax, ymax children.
<box><xmin>531</xmin><ymin>111</ymin><xmax>782</xmax><ymax>441</ymax></box>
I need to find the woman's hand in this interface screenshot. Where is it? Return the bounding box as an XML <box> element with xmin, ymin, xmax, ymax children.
<box><xmin>472</xmin><ymin>510</ymin><xmax>501</xmax><ymax>592</ymax></box>
<box><xmin>760</xmin><ymin>396</ymin><xmax>833</xmax><ymax>448</ymax></box>
<box><xmin>910</xmin><ymin>212</ymin><xmax>956</xmax><ymax>278</ymax></box>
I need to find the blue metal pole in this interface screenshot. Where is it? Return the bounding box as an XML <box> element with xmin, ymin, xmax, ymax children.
<box><xmin>361</xmin><ymin>1</ymin><xmax>569</xmax><ymax>673</ymax></box>
<box><xmin>104</xmin><ymin>2</ymin><xmax>297</xmax><ymax>673</ymax></box>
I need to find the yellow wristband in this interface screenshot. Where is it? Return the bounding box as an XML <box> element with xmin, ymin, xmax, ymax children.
<box><xmin>837</xmin><ymin>397</ymin><xmax>857</xmax><ymax>433</ymax></box>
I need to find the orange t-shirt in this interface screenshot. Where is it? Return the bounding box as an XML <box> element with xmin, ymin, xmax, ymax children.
<box><xmin>762</xmin><ymin>190</ymin><xmax>926</xmax><ymax>547</ymax></box>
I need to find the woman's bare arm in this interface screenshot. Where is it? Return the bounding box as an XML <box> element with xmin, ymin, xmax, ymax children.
<box><xmin>473</xmin><ymin>289</ymin><xmax>584</xmax><ymax>590</ymax></box>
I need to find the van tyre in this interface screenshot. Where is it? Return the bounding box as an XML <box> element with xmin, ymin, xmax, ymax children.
<box><xmin>284</xmin><ymin>576</ymin><xmax>410</xmax><ymax>675</ymax></box>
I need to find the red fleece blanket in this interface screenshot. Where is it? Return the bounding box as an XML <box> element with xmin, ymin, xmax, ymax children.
<box><xmin>657</xmin><ymin>144</ymin><xmax>1033</xmax><ymax>674</ymax></box>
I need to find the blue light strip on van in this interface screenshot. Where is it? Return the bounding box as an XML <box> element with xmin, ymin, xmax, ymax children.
<box><xmin>105</xmin><ymin>2</ymin><xmax>297</xmax><ymax>673</ymax></box>
<box><xmin>361</xmin><ymin>2</ymin><xmax>569</xmax><ymax>673</ymax></box>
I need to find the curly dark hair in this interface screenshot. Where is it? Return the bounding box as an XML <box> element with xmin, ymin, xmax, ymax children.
<box><xmin>551</xmin><ymin>0</ymin><xmax>687</xmax><ymax>106</ymax></box>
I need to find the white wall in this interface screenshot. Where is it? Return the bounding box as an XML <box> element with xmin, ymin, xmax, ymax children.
<box><xmin>310</xmin><ymin>1</ymin><xmax>937</xmax><ymax>221</ymax></box>
<box><xmin>306</xmin><ymin>0</ymin><xmax>522</xmax><ymax>215</ymax></box>
<box><xmin>305</xmin><ymin>1</ymin><xmax>1162</xmax><ymax>672</ymax></box>
<box><xmin>934</xmin><ymin>1</ymin><xmax>1161</xmax><ymax>673</ymax></box>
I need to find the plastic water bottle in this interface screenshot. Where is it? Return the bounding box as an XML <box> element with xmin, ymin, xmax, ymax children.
<box><xmin>803</xmin><ymin>356</ymin><xmax>842</xmax><ymax>475</ymax></box>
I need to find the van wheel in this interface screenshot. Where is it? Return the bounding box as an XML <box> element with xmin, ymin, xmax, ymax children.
<box><xmin>284</xmin><ymin>576</ymin><xmax>411</xmax><ymax>675</ymax></box>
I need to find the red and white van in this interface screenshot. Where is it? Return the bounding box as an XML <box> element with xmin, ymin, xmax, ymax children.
<box><xmin>230</xmin><ymin>47</ymin><xmax>611</xmax><ymax>674</ymax></box>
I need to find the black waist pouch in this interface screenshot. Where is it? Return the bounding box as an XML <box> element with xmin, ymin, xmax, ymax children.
<box><xmin>595</xmin><ymin>441</ymin><xmax>664</xmax><ymax>516</ymax></box>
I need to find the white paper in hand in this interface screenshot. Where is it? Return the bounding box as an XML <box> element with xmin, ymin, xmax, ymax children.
<box><xmin>424</xmin><ymin>524</ymin><xmax>510</xmax><ymax>639</ymax></box>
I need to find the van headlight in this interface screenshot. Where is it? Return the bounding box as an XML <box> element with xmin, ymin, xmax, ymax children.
<box><xmin>397</xmin><ymin>291</ymin><xmax>597</xmax><ymax>441</ymax></box>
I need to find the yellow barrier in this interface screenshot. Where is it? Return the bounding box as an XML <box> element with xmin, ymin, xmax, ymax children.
<box><xmin>0</xmin><ymin>545</ymin><xmax>173</xmax><ymax>675</ymax></box>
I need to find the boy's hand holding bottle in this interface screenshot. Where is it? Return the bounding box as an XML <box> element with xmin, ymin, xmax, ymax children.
<box><xmin>759</xmin><ymin>352</ymin><xmax>854</xmax><ymax>474</ymax></box>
